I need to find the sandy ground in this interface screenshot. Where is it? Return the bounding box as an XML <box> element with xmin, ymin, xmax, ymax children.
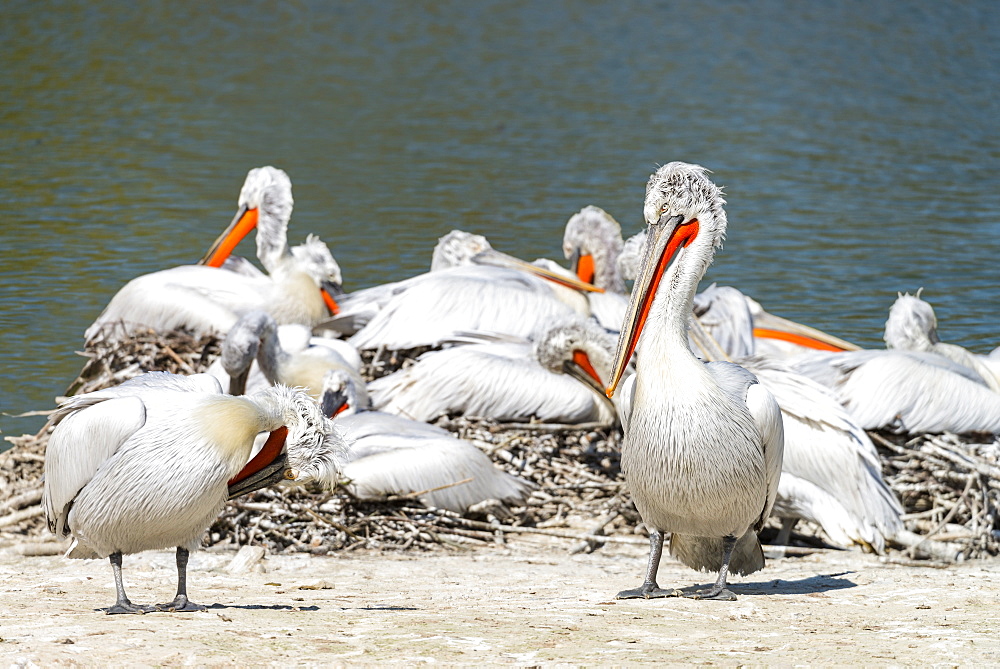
<box><xmin>1</xmin><ymin>535</ymin><xmax>998</xmax><ymax>667</ymax></box>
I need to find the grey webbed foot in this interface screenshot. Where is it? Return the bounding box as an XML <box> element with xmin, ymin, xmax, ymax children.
<box><xmin>107</xmin><ymin>600</ymin><xmax>155</xmax><ymax>615</ymax></box>
<box><xmin>616</xmin><ymin>583</ymin><xmax>683</xmax><ymax>599</ymax></box>
<box><xmin>156</xmin><ymin>594</ymin><xmax>206</xmax><ymax>612</ymax></box>
<box><xmin>688</xmin><ymin>586</ymin><xmax>738</xmax><ymax>601</ymax></box>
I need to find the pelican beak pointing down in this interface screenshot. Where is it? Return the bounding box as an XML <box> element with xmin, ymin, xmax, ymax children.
<box><xmin>199</xmin><ymin>204</ymin><xmax>260</xmax><ymax>268</ymax></box>
<box><xmin>606</xmin><ymin>213</ymin><xmax>699</xmax><ymax>397</ymax></box>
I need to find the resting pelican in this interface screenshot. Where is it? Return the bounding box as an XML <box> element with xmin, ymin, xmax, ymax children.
<box><xmin>788</xmin><ymin>347</ymin><xmax>1000</xmax><ymax>434</ymax></box>
<box><xmin>561</xmin><ymin>206</ymin><xmax>631</xmax><ymax>331</ymax></box>
<box><xmin>366</xmin><ymin>324</ymin><xmax>616</xmax><ymax>425</ymax></box>
<box><xmin>605</xmin><ymin>163</ymin><xmax>783</xmax><ymax>601</ymax></box>
<box><xmin>542</xmin><ymin>310</ymin><xmax>900</xmax><ymax>553</ymax></box>
<box><xmin>534</xmin><ymin>320</ymin><xmax>631</xmax><ymax>426</ymax></box>
<box><xmin>214</xmin><ymin>310</ymin><xmax>366</xmax><ymax>407</ymax></box>
<box><xmin>325</xmin><ymin>230</ymin><xmax>601</xmax><ymax>350</ymax></box>
<box><xmin>42</xmin><ymin>372</ymin><xmax>345</xmax><ymax>614</ymax></box>
<box><xmin>884</xmin><ymin>290</ymin><xmax>1000</xmax><ymax>391</ymax></box>
<box><xmin>85</xmin><ymin>167</ymin><xmax>342</xmax><ymax>343</ymax></box>
<box><xmin>321</xmin><ymin>370</ymin><xmax>534</xmax><ymax>512</ymax></box>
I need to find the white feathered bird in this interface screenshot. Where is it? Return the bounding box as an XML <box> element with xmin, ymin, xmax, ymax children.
<box><xmin>212</xmin><ymin>310</ymin><xmax>365</xmax><ymax>406</ymax></box>
<box><xmin>42</xmin><ymin>372</ymin><xmax>346</xmax><ymax>614</ymax></box>
<box><xmin>328</xmin><ymin>230</ymin><xmax>601</xmax><ymax>350</ymax></box>
<box><xmin>321</xmin><ymin>370</ymin><xmax>535</xmax><ymax>513</ymax></box>
<box><xmin>85</xmin><ymin>167</ymin><xmax>342</xmax><ymax>343</ymax></box>
<box><xmin>605</xmin><ymin>163</ymin><xmax>784</xmax><ymax>601</ymax></box>
<box><xmin>366</xmin><ymin>326</ymin><xmax>617</xmax><ymax>426</ymax></box>
<box><xmin>884</xmin><ymin>290</ymin><xmax>1000</xmax><ymax>392</ymax></box>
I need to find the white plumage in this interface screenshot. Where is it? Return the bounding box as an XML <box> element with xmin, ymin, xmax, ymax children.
<box><xmin>367</xmin><ymin>329</ymin><xmax>616</xmax><ymax>426</ymax></box>
<box><xmin>606</xmin><ymin>163</ymin><xmax>784</xmax><ymax>601</ymax></box>
<box><xmin>884</xmin><ymin>290</ymin><xmax>1000</xmax><ymax>392</ymax></box>
<box><xmin>322</xmin><ymin>370</ymin><xmax>534</xmax><ymax>513</ymax></box>
<box><xmin>212</xmin><ymin>310</ymin><xmax>366</xmax><ymax>406</ymax></box>
<box><xmin>789</xmin><ymin>348</ymin><xmax>1000</xmax><ymax>434</ymax></box>
<box><xmin>42</xmin><ymin>371</ymin><xmax>346</xmax><ymax>614</ymax></box>
<box><xmin>85</xmin><ymin>167</ymin><xmax>341</xmax><ymax>343</ymax></box>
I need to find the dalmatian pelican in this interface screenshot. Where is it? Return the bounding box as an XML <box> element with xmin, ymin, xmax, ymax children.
<box><xmin>605</xmin><ymin>162</ymin><xmax>784</xmax><ymax>601</ymax></box>
<box><xmin>42</xmin><ymin>372</ymin><xmax>346</xmax><ymax>614</ymax></box>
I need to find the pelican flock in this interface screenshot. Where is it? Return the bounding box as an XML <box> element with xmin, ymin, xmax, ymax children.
<box><xmin>34</xmin><ymin>159</ymin><xmax>996</xmax><ymax>614</ymax></box>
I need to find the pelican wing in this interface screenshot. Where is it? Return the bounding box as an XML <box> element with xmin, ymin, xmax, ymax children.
<box><xmin>367</xmin><ymin>341</ymin><xmax>614</xmax><ymax>424</ymax></box>
<box><xmin>84</xmin><ymin>266</ymin><xmax>272</xmax><ymax>341</ymax></box>
<box><xmin>744</xmin><ymin>380</ymin><xmax>784</xmax><ymax>531</ymax></box>
<box><xmin>348</xmin><ymin>266</ymin><xmax>581</xmax><ymax>351</ymax></box>
<box><xmin>791</xmin><ymin>350</ymin><xmax>1000</xmax><ymax>434</ymax></box>
<box><xmin>747</xmin><ymin>359</ymin><xmax>902</xmax><ymax>551</ymax></box>
<box><xmin>340</xmin><ymin>414</ymin><xmax>534</xmax><ymax>513</ymax></box>
<box><xmin>43</xmin><ymin>396</ymin><xmax>147</xmax><ymax>536</ymax></box>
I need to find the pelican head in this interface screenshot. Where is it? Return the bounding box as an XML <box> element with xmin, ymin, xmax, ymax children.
<box><xmin>221</xmin><ymin>311</ymin><xmax>272</xmax><ymax>395</ymax></box>
<box><xmin>562</xmin><ymin>205</ymin><xmax>625</xmax><ymax>292</ymax></box>
<box><xmin>200</xmin><ymin>166</ymin><xmax>294</xmax><ymax>269</ymax></box>
<box><xmin>607</xmin><ymin>162</ymin><xmax>727</xmax><ymax>397</ymax></box>
<box><xmin>884</xmin><ymin>289</ymin><xmax>939</xmax><ymax>351</ymax></box>
<box><xmin>319</xmin><ymin>368</ymin><xmax>361</xmax><ymax>418</ymax></box>
<box><xmin>227</xmin><ymin>385</ymin><xmax>347</xmax><ymax>498</ymax></box>
<box><xmin>535</xmin><ymin>320</ymin><xmax>615</xmax><ymax>397</ymax></box>
<box><xmin>431</xmin><ymin>230</ymin><xmax>493</xmax><ymax>271</ymax></box>
<box><xmin>290</xmin><ymin>234</ymin><xmax>344</xmax><ymax>314</ymax></box>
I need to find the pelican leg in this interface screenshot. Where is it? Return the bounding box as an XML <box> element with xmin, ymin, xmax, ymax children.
<box><xmin>690</xmin><ymin>534</ymin><xmax>738</xmax><ymax>601</ymax></box>
<box><xmin>616</xmin><ymin>530</ymin><xmax>682</xmax><ymax>599</ymax></box>
<box><xmin>156</xmin><ymin>547</ymin><xmax>206</xmax><ymax>612</ymax></box>
<box><xmin>106</xmin><ymin>551</ymin><xmax>153</xmax><ymax>615</ymax></box>
<box><xmin>775</xmin><ymin>518</ymin><xmax>797</xmax><ymax>546</ymax></box>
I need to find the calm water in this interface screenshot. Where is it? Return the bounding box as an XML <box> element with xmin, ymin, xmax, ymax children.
<box><xmin>2</xmin><ymin>1</ymin><xmax>999</xmax><ymax>438</ymax></box>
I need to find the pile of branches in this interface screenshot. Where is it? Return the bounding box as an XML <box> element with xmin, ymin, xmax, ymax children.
<box><xmin>874</xmin><ymin>431</ymin><xmax>1000</xmax><ymax>560</ymax></box>
<box><xmin>203</xmin><ymin>417</ymin><xmax>636</xmax><ymax>554</ymax></box>
<box><xmin>3</xmin><ymin>329</ymin><xmax>1000</xmax><ymax>561</ymax></box>
<box><xmin>67</xmin><ymin>326</ymin><xmax>222</xmax><ymax>397</ymax></box>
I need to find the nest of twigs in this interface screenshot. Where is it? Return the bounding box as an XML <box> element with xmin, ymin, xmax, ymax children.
<box><xmin>3</xmin><ymin>328</ymin><xmax>999</xmax><ymax>563</ymax></box>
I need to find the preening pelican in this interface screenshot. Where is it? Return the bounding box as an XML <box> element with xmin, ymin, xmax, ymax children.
<box><xmin>326</xmin><ymin>230</ymin><xmax>601</xmax><ymax>350</ymax></box>
<box><xmin>605</xmin><ymin>163</ymin><xmax>784</xmax><ymax>601</ymax></box>
<box><xmin>366</xmin><ymin>324</ymin><xmax>616</xmax><ymax>425</ymax></box>
<box><xmin>85</xmin><ymin>167</ymin><xmax>342</xmax><ymax>343</ymax></box>
<box><xmin>884</xmin><ymin>290</ymin><xmax>1000</xmax><ymax>392</ymax></box>
<box><xmin>214</xmin><ymin>310</ymin><xmax>366</xmax><ymax>406</ymax></box>
<box><xmin>321</xmin><ymin>370</ymin><xmax>534</xmax><ymax>513</ymax></box>
<box><xmin>42</xmin><ymin>372</ymin><xmax>345</xmax><ymax>614</ymax></box>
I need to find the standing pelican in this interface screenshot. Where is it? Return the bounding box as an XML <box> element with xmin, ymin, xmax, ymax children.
<box><xmin>42</xmin><ymin>372</ymin><xmax>345</xmax><ymax>614</ymax></box>
<box><xmin>605</xmin><ymin>163</ymin><xmax>783</xmax><ymax>600</ymax></box>
<box><xmin>85</xmin><ymin>167</ymin><xmax>342</xmax><ymax>343</ymax></box>
<box><xmin>542</xmin><ymin>312</ymin><xmax>900</xmax><ymax>553</ymax></box>
<box><xmin>321</xmin><ymin>370</ymin><xmax>534</xmax><ymax>513</ymax></box>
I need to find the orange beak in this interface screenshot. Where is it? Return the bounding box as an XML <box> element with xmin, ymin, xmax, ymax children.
<box><xmin>606</xmin><ymin>215</ymin><xmax>699</xmax><ymax>397</ymax></box>
<box><xmin>199</xmin><ymin>205</ymin><xmax>259</xmax><ymax>268</ymax></box>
